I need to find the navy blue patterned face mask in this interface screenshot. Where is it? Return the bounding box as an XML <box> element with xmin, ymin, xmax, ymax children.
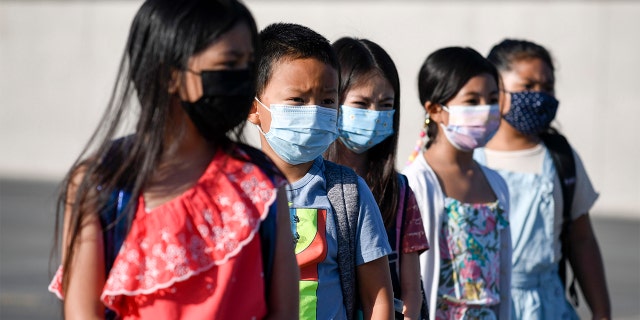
<box><xmin>504</xmin><ymin>91</ymin><xmax>559</xmax><ymax>135</ymax></box>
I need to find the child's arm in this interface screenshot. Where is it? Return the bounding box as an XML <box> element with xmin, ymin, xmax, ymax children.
<box><xmin>568</xmin><ymin>214</ymin><xmax>611</xmax><ymax>320</ymax></box>
<box><xmin>62</xmin><ymin>170</ymin><xmax>106</xmax><ymax>319</ymax></box>
<box><xmin>357</xmin><ymin>256</ymin><xmax>394</xmax><ymax>320</ymax></box>
<box><xmin>400</xmin><ymin>252</ymin><xmax>421</xmax><ymax>320</ymax></box>
<box><xmin>265</xmin><ymin>187</ymin><xmax>300</xmax><ymax>319</ymax></box>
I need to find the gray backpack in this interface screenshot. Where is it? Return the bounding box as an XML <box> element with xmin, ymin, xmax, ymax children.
<box><xmin>324</xmin><ymin>160</ymin><xmax>360</xmax><ymax>320</ymax></box>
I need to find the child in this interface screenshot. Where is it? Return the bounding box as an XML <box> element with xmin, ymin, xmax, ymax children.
<box><xmin>324</xmin><ymin>37</ymin><xmax>430</xmax><ymax>320</ymax></box>
<box><xmin>403</xmin><ymin>47</ymin><xmax>512</xmax><ymax>319</ymax></box>
<box><xmin>248</xmin><ymin>23</ymin><xmax>394</xmax><ymax>320</ymax></box>
<box><xmin>48</xmin><ymin>1</ymin><xmax>299</xmax><ymax>318</ymax></box>
<box><xmin>475</xmin><ymin>39</ymin><xmax>611</xmax><ymax>319</ymax></box>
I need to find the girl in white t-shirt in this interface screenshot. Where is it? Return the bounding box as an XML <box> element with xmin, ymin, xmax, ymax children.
<box><xmin>404</xmin><ymin>47</ymin><xmax>512</xmax><ymax>319</ymax></box>
<box><xmin>474</xmin><ymin>39</ymin><xmax>611</xmax><ymax>320</ymax></box>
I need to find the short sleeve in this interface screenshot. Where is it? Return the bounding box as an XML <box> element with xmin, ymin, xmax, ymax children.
<box><xmin>401</xmin><ymin>186</ymin><xmax>430</xmax><ymax>254</ymax></box>
<box><xmin>354</xmin><ymin>176</ymin><xmax>392</xmax><ymax>266</ymax></box>
<box><xmin>570</xmin><ymin>149</ymin><xmax>599</xmax><ymax>220</ymax></box>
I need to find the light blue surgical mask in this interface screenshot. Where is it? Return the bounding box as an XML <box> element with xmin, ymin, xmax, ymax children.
<box><xmin>338</xmin><ymin>105</ymin><xmax>395</xmax><ymax>154</ymax></box>
<box><xmin>255</xmin><ymin>98</ymin><xmax>338</xmax><ymax>165</ymax></box>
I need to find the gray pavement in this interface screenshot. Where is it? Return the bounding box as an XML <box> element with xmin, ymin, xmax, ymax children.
<box><xmin>1</xmin><ymin>178</ymin><xmax>638</xmax><ymax>319</ymax></box>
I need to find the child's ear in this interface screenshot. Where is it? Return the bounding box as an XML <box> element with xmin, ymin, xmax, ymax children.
<box><xmin>424</xmin><ymin>101</ymin><xmax>438</xmax><ymax>114</ymax></box>
<box><xmin>424</xmin><ymin>101</ymin><xmax>444</xmax><ymax>122</ymax></box>
<box><xmin>247</xmin><ymin>99</ymin><xmax>261</xmax><ymax>125</ymax></box>
<box><xmin>168</xmin><ymin>69</ymin><xmax>181</xmax><ymax>94</ymax></box>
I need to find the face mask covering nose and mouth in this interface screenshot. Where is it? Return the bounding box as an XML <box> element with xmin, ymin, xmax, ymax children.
<box><xmin>337</xmin><ymin>105</ymin><xmax>395</xmax><ymax>154</ymax></box>
<box><xmin>181</xmin><ymin>68</ymin><xmax>255</xmax><ymax>141</ymax></box>
<box><xmin>439</xmin><ymin>104</ymin><xmax>501</xmax><ymax>152</ymax></box>
<box><xmin>254</xmin><ymin>98</ymin><xmax>338</xmax><ymax>165</ymax></box>
<box><xmin>503</xmin><ymin>91</ymin><xmax>559</xmax><ymax>135</ymax></box>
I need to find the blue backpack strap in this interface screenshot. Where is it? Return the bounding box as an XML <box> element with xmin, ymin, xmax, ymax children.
<box><xmin>99</xmin><ymin>136</ymin><xmax>135</xmax><ymax>320</ymax></box>
<box><xmin>324</xmin><ymin>160</ymin><xmax>359</xmax><ymax>320</ymax></box>
<box><xmin>99</xmin><ymin>189</ymin><xmax>132</xmax><ymax>320</ymax></box>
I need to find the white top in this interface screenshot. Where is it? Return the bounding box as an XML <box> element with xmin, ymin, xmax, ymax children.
<box><xmin>403</xmin><ymin>153</ymin><xmax>512</xmax><ymax>320</ymax></box>
<box><xmin>482</xmin><ymin>144</ymin><xmax>598</xmax><ymax>222</ymax></box>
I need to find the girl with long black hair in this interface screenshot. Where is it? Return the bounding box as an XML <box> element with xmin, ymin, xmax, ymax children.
<box><xmin>48</xmin><ymin>1</ymin><xmax>298</xmax><ymax>318</ymax></box>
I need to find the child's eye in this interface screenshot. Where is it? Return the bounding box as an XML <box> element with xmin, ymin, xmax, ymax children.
<box><xmin>464</xmin><ymin>99</ymin><xmax>479</xmax><ymax>105</ymax></box>
<box><xmin>289</xmin><ymin>97</ymin><xmax>305</xmax><ymax>104</ymax></box>
<box><xmin>322</xmin><ymin>98</ymin><xmax>336</xmax><ymax>105</ymax></box>
<box><xmin>382</xmin><ymin>102</ymin><xmax>394</xmax><ymax>109</ymax></box>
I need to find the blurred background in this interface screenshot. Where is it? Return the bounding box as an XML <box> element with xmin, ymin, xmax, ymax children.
<box><xmin>1</xmin><ymin>0</ymin><xmax>638</xmax><ymax>319</ymax></box>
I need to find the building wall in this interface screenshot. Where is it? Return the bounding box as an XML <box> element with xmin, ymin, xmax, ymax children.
<box><xmin>1</xmin><ymin>0</ymin><xmax>639</xmax><ymax>218</ymax></box>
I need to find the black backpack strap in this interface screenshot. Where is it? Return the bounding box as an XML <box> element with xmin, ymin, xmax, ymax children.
<box><xmin>540</xmin><ymin>132</ymin><xmax>579</xmax><ymax>306</ymax></box>
<box><xmin>258</xmin><ymin>192</ymin><xmax>278</xmax><ymax>299</ymax></box>
<box><xmin>324</xmin><ymin>160</ymin><xmax>359</xmax><ymax>320</ymax></box>
<box><xmin>237</xmin><ymin>143</ymin><xmax>284</xmax><ymax>298</ymax></box>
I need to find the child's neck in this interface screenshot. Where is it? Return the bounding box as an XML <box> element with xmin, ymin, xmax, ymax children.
<box><xmin>485</xmin><ymin>120</ymin><xmax>541</xmax><ymax>151</ymax></box>
<box><xmin>424</xmin><ymin>139</ymin><xmax>475</xmax><ymax>171</ymax></box>
<box><xmin>261</xmin><ymin>146</ymin><xmax>315</xmax><ymax>183</ymax></box>
<box><xmin>424</xmin><ymin>137</ymin><xmax>496</xmax><ymax>204</ymax></box>
<box><xmin>335</xmin><ymin>143</ymin><xmax>368</xmax><ymax>178</ymax></box>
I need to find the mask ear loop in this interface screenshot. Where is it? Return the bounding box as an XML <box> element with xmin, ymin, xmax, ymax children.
<box><xmin>406</xmin><ymin>114</ymin><xmax>430</xmax><ymax>165</ymax></box>
<box><xmin>253</xmin><ymin>97</ymin><xmax>271</xmax><ymax>135</ymax></box>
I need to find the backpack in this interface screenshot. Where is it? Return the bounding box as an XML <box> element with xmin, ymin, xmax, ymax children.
<box><xmin>540</xmin><ymin>130</ymin><xmax>579</xmax><ymax>307</ymax></box>
<box><xmin>99</xmin><ymin>142</ymin><xmax>279</xmax><ymax>320</ymax></box>
<box><xmin>323</xmin><ymin>160</ymin><xmax>360</xmax><ymax>320</ymax></box>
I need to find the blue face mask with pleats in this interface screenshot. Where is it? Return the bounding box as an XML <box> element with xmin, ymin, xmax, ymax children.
<box><xmin>254</xmin><ymin>98</ymin><xmax>338</xmax><ymax>165</ymax></box>
<box><xmin>338</xmin><ymin>105</ymin><xmax>395</xmax><ymax>154</ymax></box>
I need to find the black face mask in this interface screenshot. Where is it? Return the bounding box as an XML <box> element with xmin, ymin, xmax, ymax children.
<box><xmin>181</xmin><ymin>68</ymin><xmax>255</xmax><ymax>142</ymax></box>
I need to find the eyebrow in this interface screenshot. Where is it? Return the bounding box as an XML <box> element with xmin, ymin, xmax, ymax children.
<box><xmin>461</xmin><ymin>90</ymin><xmax>499</xmax><ymax>97</ymax></box>
<box><xmin>218</xmin><ymin>49</ymin><xmax>254</xmax><ymax>57</ymax></box>
<box><xmin>323</xmin><ymin>88</ymin><xmax>338</xmax><ymax>94</ymax></box>
<box><xmin>348</xmin><ymin>94</ymin><xmax>394</xmax><ymax>100</ymax></box>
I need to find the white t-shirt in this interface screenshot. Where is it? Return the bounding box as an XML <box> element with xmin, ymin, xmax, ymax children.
<box><xmin>482</xmin><ymin>144</ymin><xmax>598</xmax><ymax>222</ymax></box>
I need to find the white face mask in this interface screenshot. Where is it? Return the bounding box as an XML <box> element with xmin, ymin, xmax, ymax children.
<box><xmin>254</xmin><ymin>98</ymin><xmax>338</xmax><ymax>165</ymax></box>
<box><xmin>439</xmin><ymin>104</ymin><xmax>500</xmax><ymax>152</ymax></box>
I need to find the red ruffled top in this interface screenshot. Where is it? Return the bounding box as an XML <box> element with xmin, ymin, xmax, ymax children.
<box><xmin>49</xmin><ymin>148</ymin><xmax>283</xmax><ymax>319</ymax></box>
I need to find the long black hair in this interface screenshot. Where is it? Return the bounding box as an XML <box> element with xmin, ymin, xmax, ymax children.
<box><xmin>54</xmin><ymin>0</ymin><xmax>258</xmax><ymax>298</ymax></box>
<box><xmin>325</xmin><ymin>37</ymin><xmax>400</xmax><ymax>228</ymax></box>
<box><xmin>417</xmin><ymin>46</ymin><xmax>499</xmax><ymax>148</ymax></box>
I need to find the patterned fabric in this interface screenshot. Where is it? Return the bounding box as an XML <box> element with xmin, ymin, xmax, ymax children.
<box><xmin>401</xmin><ymin>185</ymin><xmax>430</xmax><ymax>254</ymax></box>
<box><xmin>49</xmin><ymin>148</ymin><xmax>283</xmax><ymax>319</ymax></box>
<box><xmin>436</xmin><ymin>198</ymin><xmax>508</xmax><ymax>319</ymax></box>
<box><xmin>503</xmin><ymin>91</ymin><xmax>559</xmax><ymax>135</ymax></box>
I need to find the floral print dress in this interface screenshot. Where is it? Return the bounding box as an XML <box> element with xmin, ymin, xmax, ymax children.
<box><xmin>436</xmin><ymin>198</ymin><xmax>508</xmax><ymax>320</ymax></box>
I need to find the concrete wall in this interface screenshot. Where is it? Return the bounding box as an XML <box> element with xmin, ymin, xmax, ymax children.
<box><xmin>1</xmin><ymin>0</ymin><xmax>639</xmax><ymax>218</ymax></box>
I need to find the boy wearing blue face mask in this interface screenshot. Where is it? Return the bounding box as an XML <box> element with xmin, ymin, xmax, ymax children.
<box><xmin>247</xmin><ymin>23</ymin><xmax>394</xmax><ymax>320</ymax></box>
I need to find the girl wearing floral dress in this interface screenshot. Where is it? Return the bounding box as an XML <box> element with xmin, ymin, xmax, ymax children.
<box><xmin>403</xmin><ymin>47</ymin><xmax>511</xmax><ymax>319</ymax></box>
